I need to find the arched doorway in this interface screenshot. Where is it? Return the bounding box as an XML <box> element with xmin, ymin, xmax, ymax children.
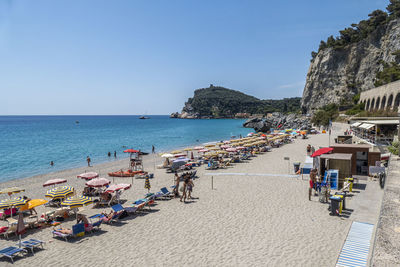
<box><xmin>376</xmin><ymin>97</ymin><xmax>381</xmax><ymax>110</ymax></box>
<box><xmin>387</xmin><ymin>94</ymin><xmax>394</xmax><ymax>109</ymax></box>
<box><xmin>366</xmin><ymin>99</ymin><xmax>370</xmax><ymax>110</ymax></box>
<box><xmin>381</xmin><ymin>95</ymin><xmax>386</xmax><ymax>109</ymax></box>
<box><xmin>395</xmin><ymin>93</ymin><xmax>400</xmax><ymax>110</ymax></box>
<box><xmin>371</xmin><ymin>98</ymin><xmax>375</xmax><ymax>111</ymax></box>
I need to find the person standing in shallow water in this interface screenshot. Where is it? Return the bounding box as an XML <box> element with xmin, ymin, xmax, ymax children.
<box><xmin>87</xmin><ymin>156</ymin><xmax>91</xmax><ymax>167</ymax></box>
<box><xmin>108</xmin><ymin>152</ymin><xmax>111</xmax><ymax>157</ymax></box>
<box><xmin>152</xmin><ymin>145</ymin><xmax>155</xmax><ymax>154</ymax></box>
<box><xmin>114</xmin><ymin>151</ymin><xmax>117</xmax><ymax>158</ymax></box>
<box><xmin>50</xmin><ymin>161</ymin><xmax>54</xmax><ymax>166</ymax></box>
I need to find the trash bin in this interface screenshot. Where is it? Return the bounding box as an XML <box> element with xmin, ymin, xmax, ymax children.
<box><xmin>335</xmin><ymin>192</ymin><xmax>346</xmax><ymax>210</ymax></box>
<box><xmin>329</xmin><ymin>196</ymin><xmax>342</xmax><ymax>216</ymax></box>
<box><xmin>345</xmin><ymin>177</ymin><xmax>353</xmax><ymax>192</ymax></box>
<box><xmin>293</xmin><ymin>162</ymin><xmax>301</xmax><ymax>173</ymax></box>
<box><xmin>334</xmin><ymin>194</ymin><xmax>343</xmax><ymax>213</ymax></box>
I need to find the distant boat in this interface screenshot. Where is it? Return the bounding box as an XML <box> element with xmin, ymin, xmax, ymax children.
<box><xmin>139</xmin><ymin>116</ymin><xmax>150</xmax><ymax>119</ymax></box>
<box><xmin>75</xmin><ymin>121</ymin><xmax>79</xmax><ymax>124</ymax></box>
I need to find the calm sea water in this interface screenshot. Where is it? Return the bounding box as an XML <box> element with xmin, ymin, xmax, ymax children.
<box><xmin>0</xmin><ymin>115</ymin><xmax>251</xmax><ymax>182</ymax></box>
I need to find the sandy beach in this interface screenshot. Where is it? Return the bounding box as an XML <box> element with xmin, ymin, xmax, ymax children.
<box><xmin>0</xmin><ymin>123</ymin><xmax>384</xmax><ymax>266</ymax></box>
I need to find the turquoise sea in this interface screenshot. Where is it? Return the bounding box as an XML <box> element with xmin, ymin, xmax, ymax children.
<box><xmin>0</xmin><ymin>115</ymin><xmax>251</xmax><ymax>182</ymax></box>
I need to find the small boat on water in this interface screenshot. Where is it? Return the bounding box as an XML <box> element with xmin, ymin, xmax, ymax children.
<box><xmin>108</xmin><ymin>170</ymin><xmax>147</xmax><ymax>177</ymax></box>
<box><xmin>75</xmin><ymin>121</ymin><xmax>79</xmax><ymax>124</ymax></box>
<box><xmin>139</xmin><ymin>116</ymin><xmax>150</xmax><ymax>119</ymax></box>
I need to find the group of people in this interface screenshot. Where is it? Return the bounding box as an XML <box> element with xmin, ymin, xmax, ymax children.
<box><xmin>173</xmin><ymin>172</ymin><xmax>194</xmax><ymax>203</ymax></box>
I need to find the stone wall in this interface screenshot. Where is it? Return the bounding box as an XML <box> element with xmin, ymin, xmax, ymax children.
<box><xmin>371</xmin><ymin>156</ymin><xmax>400</xmax><ymax>266</ymax></box>
<box><xmin>359</xmin><ymin>80</ymin><xmax>400</xmax><ymax>111</ymax></box>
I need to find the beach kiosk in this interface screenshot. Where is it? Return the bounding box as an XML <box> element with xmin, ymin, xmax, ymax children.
<box><xmin>320</xmin><ymin>153</ymin><xmax>352</xmax><ymax>189</ymax></box>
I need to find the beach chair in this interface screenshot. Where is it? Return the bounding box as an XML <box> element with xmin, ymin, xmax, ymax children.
<box><xmin>3</xmin><ymin>223</ymin><xmax>17</xmax><ymax>239</ymax></box>
<box><xmin>18</xmin><ymin>239</ymin><xmax>45</xmax><ymax>255</ymax></box>
<box><xmin>0</xmin><ymin>246</ymin><xmax>27</xmax><ymax>263</ymax></box>
<box><xmin>133</xmin><ymin>199</ymin><xmax>151</xmax><ymax>211</ymax></box>
<box><xmin>155</xmin><ymin>187</ymin><xmax>173</xmax><ymax>199</ymax></box>
<box><xmin>112</xmin><ymin>203</ymin><xmax>137</xmax><ymax>215</ymax></box>
<box><xmin>52</xmin><ymin>223</ymin><xmax>85</xmax><ymax>241</ymax></box>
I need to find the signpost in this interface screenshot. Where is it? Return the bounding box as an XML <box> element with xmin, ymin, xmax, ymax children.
<box><xmin>284</xmin><ymin>157</ymin><xmax>290</xmax><ymax>173</ymax></box>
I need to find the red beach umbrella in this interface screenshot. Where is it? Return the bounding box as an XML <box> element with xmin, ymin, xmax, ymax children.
<box><xmin>106</xmin><ymin>184</ymin><xmax>131</xmax><ymax>193</ymax></box>
<box><xmin>311</xmin><ymin>147</ymin><xmax>333</xmax><ymax>158</ymax></box>
<box><xmin>77</xmin><ymin>172</ymin><xmax>99</xmax><ymax>180</ymax></box>
<box><xmin>85</xmin><ymin>178</ymin><xmax>111</xmax><ymax>188</ymax></box>
<box><xmin>226</xmin><ymin>148</ymin><xmax>237</xmax><ymax>152</ymax></box>
<box><xmin>124</xmin><ymin>149</ymin><xmax>139</xmax><ymax>153</ymax></box>
<box><xmin>43</xmin><ymin>179</ymin><xmax>67</xmax><ymax>187</ymax></box>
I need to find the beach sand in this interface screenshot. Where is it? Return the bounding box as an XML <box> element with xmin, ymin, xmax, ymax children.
<box><xmin>0</xmin><ymin>123</ymin><xmax>384</xmax><ymax>266</ymax></box>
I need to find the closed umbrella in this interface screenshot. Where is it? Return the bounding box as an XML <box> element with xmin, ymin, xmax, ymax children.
<box><xmin>43</xmin><ymin>179</ymin><xmax>67</xmax><ymax>187</ymax></box>
<box><xmin>45</xmin><ymin>186</ymin><xmax>74</xmax><ymax>199</ymax></box>
<box><xmin>144</xmin><ymin>177</ymin><xmax>151</xmax><ymax>192</ymax></box>
<box><xmin>16</xmin><ymin>212</ymin><xmax>26</xmax><ymax>248</ymax></box>
<box><xmin>77</xmin><ymin>172</ymin><xmax>99</xmax><ymax>180</ymax></box>
<box><xmin>61</xmin><ymin>195</ymin><xmax>93</xmax><ymax>209</ymax></box>
<box><xmin>85</xmin><ymin>178</ymin><xmax>111</xmax><ymax>188</ymax></box>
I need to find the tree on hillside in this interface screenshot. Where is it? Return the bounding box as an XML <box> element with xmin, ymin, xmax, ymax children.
<box><xmin>387</xmin><ymin>0</ymin><xmax>400</xmax><ymax>17</ymax></box>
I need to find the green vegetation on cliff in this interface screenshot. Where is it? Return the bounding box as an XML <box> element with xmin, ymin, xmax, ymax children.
<box><xmin>311</xmin><ymin>0</ymin><xmax>400</xmax><ymax>60</ymax></box>
<box><xmin>183</xmin><ymin>85</ymin><xmax>301</xmax><ymax>117</ymax></box>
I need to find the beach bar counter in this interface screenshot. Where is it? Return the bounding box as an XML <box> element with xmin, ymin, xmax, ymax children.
<box><xmin>330</xmin><ymin>144</ymin><xmax>380</xmax><ymax>176</ymax></box>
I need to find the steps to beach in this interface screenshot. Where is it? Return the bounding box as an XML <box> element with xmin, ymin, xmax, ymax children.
<box><xmin>336</xmin><ymin>221</ymin><xmax>374</xmax><ymax>267</ymax></box>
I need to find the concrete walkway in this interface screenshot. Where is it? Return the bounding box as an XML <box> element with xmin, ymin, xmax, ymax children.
<box><xmin>371</xmin><ymin>156</ymin><xmax>400</xmax><ymax>266</ymax></box>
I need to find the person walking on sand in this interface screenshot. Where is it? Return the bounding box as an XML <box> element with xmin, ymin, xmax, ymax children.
<box><xmin>180</xmin><ymin>174</ymin><xmax>189</xmax><ymax>202</ymax></box>
<box><xmin>187</xmin><ymin>177</ymin><xmax>194</xmax><ymax>199</ymax></box>
<box><xmin>87</xmin><ymin>156</ymin><xmax>91</xmax><ymax>167</ymax></box>
<box><xmin>152</xmin><ymin>145</ymin><xmax>155</xmax><ymax>154</ymax></box>
<box><xmin>173</xmin><ymin>172</ymin><xmax>180</xmax><ymax>197</ymax></box>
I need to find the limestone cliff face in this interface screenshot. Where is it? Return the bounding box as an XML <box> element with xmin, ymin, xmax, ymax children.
<box><xmin>301</xmin><ymin>18</ymin><xmax>400</xmax><ymax>113</ymax></box>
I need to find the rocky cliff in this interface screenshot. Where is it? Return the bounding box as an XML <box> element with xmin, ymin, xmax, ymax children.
<box><xmin>301</xmin><ymin>18</ymin><xmax>400</xmax><ymax>113</ymax></box>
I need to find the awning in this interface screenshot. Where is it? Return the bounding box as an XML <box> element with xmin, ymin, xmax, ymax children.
<box><xmin>360</xmin><ymin>123</ymin><xmax>374</xmax><ymax>130</ymax></box>
<box><xmin>351</xmin><ymin>122</ymin><xmax>361</xmax><ymax>127</ymax></box>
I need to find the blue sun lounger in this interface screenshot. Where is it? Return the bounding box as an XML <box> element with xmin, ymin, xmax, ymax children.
<box><xmin>18</xmin><ymin>239</ymin><xmax>45</xmax><ymax>255</ymax></box>
<box><xmin>0</xmin><ymin>246</ymin><xmax>27</xmax><ymax>263</ymax></box>
<box><xmin>52</xmin><ymin>223</ymin><xmax>85</xmax><ymax>241</ymax></box>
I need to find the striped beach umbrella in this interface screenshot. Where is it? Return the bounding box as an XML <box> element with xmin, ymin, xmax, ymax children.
<box><xmin>0</xmin><ymin>187</ymin><xmax>25</xmax><ymax>198</ymax></box>
<box><xmin>45</xmin><ymin>186</ymin><xmax>74</xmax><ymax>199</ymax></box>
<box><xmin>144</xmin><ymin>176</ymin><xmax>151</xmax><ymax>192</ymax></box>
<box><xmin>0</xmin><ymin>197</ymin><xmax>28</xmax><ymax>209</ymax></box>
<box><xmin>61</xmin><ymin>195</ymin><xmax>93</xmax><ymax>209</ymax></box>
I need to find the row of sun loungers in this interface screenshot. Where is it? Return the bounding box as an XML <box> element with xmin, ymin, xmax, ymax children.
<box><xmin>0</xmin><ymin>239</ymin><xmax>45</xmax><ymax>263</ymax></box>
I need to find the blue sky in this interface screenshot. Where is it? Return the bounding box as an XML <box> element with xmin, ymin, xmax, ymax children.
<box><xmin>0</xmin><ymin>0</ymin><xmax>389</xmax><ymax>115</ymax></box>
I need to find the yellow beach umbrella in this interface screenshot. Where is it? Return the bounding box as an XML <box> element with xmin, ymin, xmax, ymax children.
<box><xmin>204</xmin><ymin>144</ymin><xmax>215</xmax><ymax>148</ymax></box>
<box><xmin>209</xmin><ymin>147</ymin><xmax>219</xmax><ymax>150</ymax></box>
<box><xmin>19</xmin><ymin>199</ymin><xmax>48</xmax><ymax>212</ymax></box>
<box><xmin>183</xmin><ymin>148</ymin><xmax>192</xmax><ymax>151</ymax></box>
<box><xmin>216</xmin><ymin>142</ymin><xmax>224</xmax><ymax>146</ymax></box>
<box><xmin>61</xmin><ymin>195</ymin><xmax>93</xmax><ymax>209</ymax></box>
<box><xmin>171</xmin><ymin>150</ymin><xmax>182</xmax><ymax>154</ymax></box>
<box><xmin>45</xmin><ymin>186</ymin><xmax>75</xmax><ymax>200</ymax></box>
